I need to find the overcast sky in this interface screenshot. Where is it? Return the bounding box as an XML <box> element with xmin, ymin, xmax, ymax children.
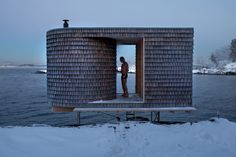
<box><xmin>1</xmin><ymin>0</ymin><xmax>236</xmax><ymax>65</ymax></box>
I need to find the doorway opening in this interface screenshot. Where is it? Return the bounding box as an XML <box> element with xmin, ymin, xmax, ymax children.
<box><xmin>115</xmin><ymin>41</ymin><xmax>144</xmax><ymax>103</ymax></box>
<box><xmin>116</xmin><ymin>44</ymin><xmax>135</xmax><ymax>94</ymax></box>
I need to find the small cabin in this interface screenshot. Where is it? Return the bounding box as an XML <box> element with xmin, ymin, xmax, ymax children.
<box><xmin>47</xmin><ymin>26</ymin><xmax>194</xmax><ymax>113</ymax></box>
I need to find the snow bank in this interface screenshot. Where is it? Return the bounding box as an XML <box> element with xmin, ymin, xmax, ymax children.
<box><xmin>1</xmin><ymin>118</ymin><xmax>236</xmax><ymax>157</ymax></box>
<box><xmin>193</xmin><ymin>62</ymin><xmax>236</xmax><ymax>75</ymax></box>
<box><xmin>192</xmin><ymin>68</ymin><xmax>223</xmax><ymax>74</ymax></box>
<box><xmin>223</xmin><ymin>62</ymin><xmax>236</xmax><ymax>73</ymax></box>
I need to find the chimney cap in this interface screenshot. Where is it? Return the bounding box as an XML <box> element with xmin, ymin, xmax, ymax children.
<box><xmin>63</xmin><ymin>19</ymin><xmax>69</xmax><ymax>28</ymax></box>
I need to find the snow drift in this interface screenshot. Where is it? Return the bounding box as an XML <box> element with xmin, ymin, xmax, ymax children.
<box><xmin>0</xmin><ymin>118</ymin><xmax>236</xmax><ymax>157</ymax></box>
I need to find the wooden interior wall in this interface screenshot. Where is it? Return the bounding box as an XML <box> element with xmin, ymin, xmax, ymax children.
<box><xmin>135</xmin><ymin>40</ymin><xmax>143</xmax><ymax>98</ymax></box>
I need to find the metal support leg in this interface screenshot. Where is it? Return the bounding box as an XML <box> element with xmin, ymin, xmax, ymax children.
<box><xmin>116</xmin><ymin>112</ymin><xmax>120</xmax><ymax>122</ymax></box>
<box><xmin>76</xmin><ymin>112</ymin><xmax>80</xmax><ymax>126</ymax></box>
<box><xmin>153</xmin><ymin>112</ymin><xmax>160</xmax><ymax>123</ymax></box>
<box><xmin>157</xmin><ymin>112</ymin><xmax>160</xmax><ymax>122</ymax></box>
<box><xmin>151</xmin><ymin>112</ymin><xmax>153</xmax><ymax>122</ymax></box>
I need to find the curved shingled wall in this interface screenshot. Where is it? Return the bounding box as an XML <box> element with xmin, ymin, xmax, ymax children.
<box><xmin>47</xmin><ymin>30</ymin><xmax>116</xmax><ymax>109</ymax></box>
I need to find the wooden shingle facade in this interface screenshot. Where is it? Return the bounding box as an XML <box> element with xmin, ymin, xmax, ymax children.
<box><xmin>47</xmin><ymin>27</ymin><xmax>194</xmax><ymax>112</ymax></box>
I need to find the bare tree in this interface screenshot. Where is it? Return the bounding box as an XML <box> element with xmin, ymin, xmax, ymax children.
<box><xmin>230</xmin><ymin>39</ymin><xmax>236</xmax><ymax>62</ymax></box>
<box><xmin>214</xmin><ymin>45</ymin><xmax>231</xmax><ymax>61</ymax></box>
<box><xmin>210</xmin><ymin>53</ymin><xmax>218</xmax><ymax>67</ymax></box>
<box><xmin>209</xmin><ymin>45</ymin><xmax>231</xmax><ymax>68</ymax></box>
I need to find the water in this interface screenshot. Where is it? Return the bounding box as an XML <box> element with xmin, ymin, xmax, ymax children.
<box><xmin>0</xmin><ymin>68</ymin><xmax>236</xmax><ymax>126</ymax></box>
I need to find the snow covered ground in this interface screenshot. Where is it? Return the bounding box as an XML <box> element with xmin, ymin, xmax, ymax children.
<box><xmin>223</xmin><ymin>62</ymin><xmax>236</xmax><ymax>73</ymax></box>
<box><xmin>1</xmin><ymin>118</ymin><xmax>236</xmax><ymax>157</ymax></box>
<box><xmin>192</xmin><ymin>68</ymin><xmax>223</xmax><ymax>74</ymax></box>
<box><xmin>193</xmin><ymin>62</ymin><xmax>236</xmax><ymax>75</ymax></box>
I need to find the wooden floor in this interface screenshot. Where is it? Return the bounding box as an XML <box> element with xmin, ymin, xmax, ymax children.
<box><xmin>89</xmin><ymin>93</ymin><xmax>143</xmax><ymax>104</ymax></box>
<box><xmin>75</xmin><ymin>93</ymin><xmax>196</xmax><ymax>113</ymax></box>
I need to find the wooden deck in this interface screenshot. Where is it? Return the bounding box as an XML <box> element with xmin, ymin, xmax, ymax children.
<box><xmin>73</xmin><ymin>107</ymin><xmax>196</xmax><ymax>112</ymax></box>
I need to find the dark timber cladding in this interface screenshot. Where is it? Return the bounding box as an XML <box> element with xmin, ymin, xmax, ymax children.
<box><xmin>47</xmin><ymin>27</ymin><xmax>194</xmax><ymax>112</ymax></box>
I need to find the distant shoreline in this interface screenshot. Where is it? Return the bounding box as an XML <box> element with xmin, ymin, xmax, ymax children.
<box><xmin>193</xmin><ymin>72</ymin><xmax>236</xmax><ymax>76</ymax></box>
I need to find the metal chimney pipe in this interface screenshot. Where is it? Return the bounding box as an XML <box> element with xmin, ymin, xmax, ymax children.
<box><xmin>63</xmin><ymin>19</ymin><xmax>69</xmax><ymax>28</ymax></box>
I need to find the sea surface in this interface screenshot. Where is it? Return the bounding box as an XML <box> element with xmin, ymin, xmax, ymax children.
<box><xmin>0</xmin><ymin>67</ymin><xmax>236</xmax><ymax>126</ymax></box>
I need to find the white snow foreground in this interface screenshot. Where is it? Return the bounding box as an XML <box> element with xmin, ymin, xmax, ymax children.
<box><xmin>1</xmin><ymin>118</ymin><xmax>236</xmax><ymax>157</ymax></box>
